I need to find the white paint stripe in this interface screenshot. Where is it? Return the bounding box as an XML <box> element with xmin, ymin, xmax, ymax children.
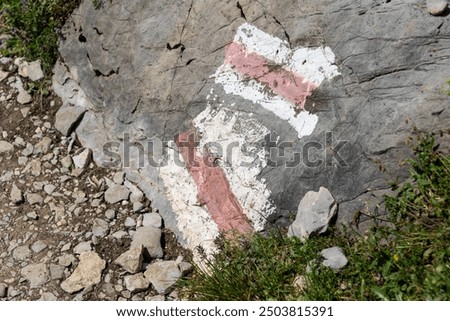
<box><xmin>159</xmin><ymin>143</ymin><xmax>220</xmax><ymax>260</ymax></box>
<box><xmin>215</xmin><ymin>64</ymin><xmax>319</xmax><ymax>138</ymax></box>
<box><xmin>234</xmin><ymin>23</ymin><xmax>340</xmax><ymax>86</ymax></box>
<box><xmin>194</xmin><ymin>101</ymin><xmax>276</xmax><ymax>231</ymax></box>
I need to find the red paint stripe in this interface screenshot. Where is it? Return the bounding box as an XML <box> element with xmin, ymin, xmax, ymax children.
<box><xmin>176</xmin><ymin>129</ymin><xmax>253</xmax><ymax>235</ymax></box>
<box><xmin>225</xmin><ymin>42</ymin><xmax>317</xmax><ymax>108</ymax></box>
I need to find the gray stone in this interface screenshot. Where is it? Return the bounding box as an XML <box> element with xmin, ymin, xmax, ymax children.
<box><xmin>26</xmin><ymin>193</ymin><xmax>44</xmax><ymax>205</ymax></box>
<box><xmin>92</xmin><ymin>218</ymin><xmax>110</xmax><ymax>238</ymax></box>
<box><xmin>124</xmin><ymin>217</ymin><xmax>136</xmax><ymax>228</ymax></box>
<box><xmin>178</xmin><ymin>261</ymin><xmax>193</xmax><ymax>275</ymax></box>
<box><xmin>49</xmin><ymin>264</ymin><xmax>65</xmax><ymax>280</ymax></box>
<box><xmin>60</xmin><ymin>155</ymin><xmax>73</xmax><ymax>168</ymax></box>
<box><xmin>0</xmin><ymin>283</ymin><xmax>7</xmax><ymax>298</ymax></box>
<box><xmin>142</xmin><ymin>213</ymin><xmax>162</xmax><ymax>228</ymax></box>
<box><xmin>57</xmin><ymin>254</ymin><xmax>76</xmax><ymax>267</ymax></box>
<box><xmin>21</xmin><ymin>263</ymin><xmax>49</xmax><ymax>288</ymax></box>
<box><xmin>18</xmin><ymin>60</ymin><xmax>44</xmax><ymax>81</ymax></box>
<box><xmin>44</xmin><ymin>184</ymin><xmax>57</xmax><ymax>195</ymax></box>
<box><xmin>17</xmin><ymin>90</ymin><xmax>32</xmax><ymax>105</ymax></box>
<box><xmin>31</xmin><ymin>240</ymin><xmax>48</xmax><ymax>253</ymax></box>
<box><xmin>288</xmin><ymin>187</ymin><xmax>337</xmax><ymax>240</ymax></box>
<box><xmin>105</xmin><ymin>209</ymin><xmax>116</xmax><ymax>220</ymax></box>
<box><xmin>320</xmin><ymin>247</ymin><xmax>348</xmax><ymax>271</ymax></box>
<box><xmin>113</xmin><ymin>172</ymin><xmax>125</xmax><ymax>185</ymax></box>
<box><xmin>54</xmin><ymin>104</ymin><xmax>86</xmax><ymax>136</ymax></box>
<box><xmin>0</xmin><ymin>141</ymin><xmax>14</xmax><ymax>153</ymax></box>
<box><xmin>10</xmin><ymin>184</ymin><xmax>24</xmax><ymax>204</ymax></box>
<box><xmin>73</xmin><ymin>241</ymin><xmax>92</xmax><ymax>254</ymax></box>
<box><xmin>72</xmin><ymin>148</ymin><xmax>91</xmax><ymax>169</ymax></box>
<box><xmin>427</xmin><ymin>0</ymin><xmax>448</xmax><ymax>16</ymax></box>
<box><xmin>133</xmin><ymin>202</ymin><xmax>145</xmax><ymax>213</ymax></box>
<box><xmin>60</xmin><ymin>251</ymin><xmax>106</xmax><ymax>294</ymax></box>
<box><xmin>21</xmin><ymin>143</ymin><xmax>34</xmax><ymax>156</ymax></box>
<box><xmin>131</xmin><ymin>227</ymin><xmax>163</xmax><ymax>259</ymax></box>
<box><xmin>104</xmin><ymin>185</ymin><xmax>130</xmax><ymax>204</ymax></box>
<box><xmin>13</xmin><ymin>245</ymin><xmax>31</xmax><ymax>261</ymax></box>
<box><xmin>115</xmin><ymin>245</ymin><xmax>144</xmax><ymax>274</ymax></box>
<box><xmin>144</xmin><ymin>261</ymin><xmax>182</xmax><ymax>294</ymax></box>
<box><xmin>34</xmin><ymin>137</ymin><xmax>52</xmax><ymax>154</ymax></box>
<box><xmin>124</xmin><ymin>273</ymin><xmax>150</xmax><ymax>293</ymax></box>
<box><xmin>53</xmin><ymin>0</ymin><xmax>450</xmax><ymax>253</ymax></box>
<box><xmin>145</xmin><ymin>294</ymin><xmax>165</xmax><ymax>301</ymax></box>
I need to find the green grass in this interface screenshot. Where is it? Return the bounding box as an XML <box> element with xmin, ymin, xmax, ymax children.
<box><xmin>180</xmin><ymin>131</ymin><xmax>450</xmax><ymax>301</ymax></box>
<box><xmin>0</xmin><ymin>0</ymin><xmax>81</xmax><ymax>75</ymax></box>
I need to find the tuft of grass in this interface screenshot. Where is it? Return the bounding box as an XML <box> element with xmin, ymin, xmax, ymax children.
<box><xmin>180</xmin><ymin>130</ymin><xmax>450</xmax><ymax>301</ymax></box>
<box><xmin>0</xmin><ymin>0</ymin><xmax>81</xmax><ymax>75</ymax></box>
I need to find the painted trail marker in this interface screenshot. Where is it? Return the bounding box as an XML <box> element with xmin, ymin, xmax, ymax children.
<box><xmin>161</xmin><ymin>23</ymin><xmax>340</xmax><ymax>258</ymax></box>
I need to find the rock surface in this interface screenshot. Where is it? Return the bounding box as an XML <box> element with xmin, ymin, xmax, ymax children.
<box><xmin>131</xmin><ymin>227</ymin><xmax>163</xmax><ymax>259</ymax></box>
<box><xmin>60</xmin><ymin>251</ymin><xmax>106</xmax><ymax>294</ymax></box>
<box><xmin>288</xmin><ymin>187</ymin><xmax>337</xmax><ymax>240</ymax></box>
<box><xmin>104</xmin><ymin>185</ymin><xmax>130</xmax><ymax>204</ymax></box>
<box><xmin>0</xmin><ymin>141</ymin><xmax>14</xmax><ymax>153</ymax></box>
<box><xmin>21</xmin><ymin>263</ymin><xmax>49</xmax><ymax>288</ymax></box>
<box><xmin>115</xmin><ymin>245</ymin><xmax>144</xmax><ymax>274</ymax></box>
<box><xmin>52</xmin><ymin>0</ymin><xmax>450</xmax><ymax>254</ymax></box>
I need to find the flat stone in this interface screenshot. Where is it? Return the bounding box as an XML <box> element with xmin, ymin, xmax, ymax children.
<box><xmin>92</xmin><ymin>218</ymin><xmax>110</xmax><ymax>238</ymax></box>
<box><xmin>320</xmin><ymin>247</ymin><xmax>348</xmax><ymax>271</ymax></box>
<box><xmin>10</xmin><ymin>184</ymin><xmax>24</xmax><ymax>204</ymax></box>
<box><xmin>49</xmin><ymin>264</ymin><xmax>65</xmax><ymax>280</ymax></box>
<box><xmin>72</xmin><ymin>148</ymin><xmax>91</xmax><ymax>169</ymax></box>
<box><xmin>288</xmin><ymin>187</ymin><xmax>337</xmax><ymax>240</ymax></box>
<box><xmin>18</xmin><ymin>60</ymin><xmax>44</xmax><ymax>81</ymax></box>
<box><xmin>21</xmin><ymin>263</ymin><xmax>49</xmax><ymax>288</ymax></box>
<box><xmin>26</xmin><ymin>193</ymin><xmax>44</xmax><ymax>205</ymax></box>
<box><xmin>54</xmin><ymin>104</ymin><xmax>86</xmax><ymax>136</ymax></box>
<box><xmin>31</xmin><ymin>240</ymin><xmax>48</xmax><ymax>253</ymax></box>
<box><xmin>144</xmin><ymin>261</ymin><xmax>182</xmax><ymax>294</ymax></box>
<box><xmin>131</xmin><ymin>227</ymin><xmax>163</xmax><ymax>259</ymax></box>
<box><xmin>57</xmin><ymin>254</ymin><xmax>76</xmax><ymax>267</ymax></box>
<box><xmin>133</xmin><ymin>202</ymin><xmax>145</xmax><ymax>213</ymax></box>
<box><xmin>115</xmin><ymin>245</ymin><xmax>144</xmax><ymax>273</ymax></box>
<box><xmin>13</xmin><ymin>245</ymin><xmax>31</xmax><ymax>261</ymax></box>
<box><xmin>145</xmin><ymin>294</ymin><xmax>165</xmax><ymax>301</ymax></box>
<box><xmin>142</xmin><ymin>213</ymin><xmax>162</xmax><ymax>228</ymax></box>
<box><xmin>124</xmin><ymin>217</ymin><xmax>136</xmax><ymax>228</ymax></box>
<box><xmin>60</xmin><ymin>155</ymin><xmax>73</xmax><ymax>168</ymax></box>
<box><xmin>21</xmin><ymin>143</ymin><xmax>34</xmax><ymax>156</ymax></box>
<box><xmin>39</xmin><ymin>292</ymin><xmax>58</xmax><ymax>301</ymax></box>
<box><xmin>0</xmin><ymin>141</ymin><xmax>14</xmax><ymax>153</ymax></box>
<box><xmin>104</xmin><ymin>185</ymin><xmax>130</xmax><ymax>204</ymax></box>
<box><xmin>124</xmin><ymin>273</ymin><xmax>150</xmax><ymax>293</ymax></box>
<box><xmin>17</xmin><ymin>90</ymin><xmax>32</xmax><ymax>105</ymax></box>
<box><xmin>73</xmin><ymin>241</ymin><xmax>92</xmax><ymax>254</ymax></box>
<box><xmin>427</xmin><ymin>0</ymin><xmax>448</xmax><ymax>15</ymax></box>
<box><xmin>60</xmin><ymin>251</ymin><xmax>106</xmax><ymax>294</ymax></box>
<box><xmin>34</xmin><ymin>137</ymin><xmax>52</xmax><ymax>154</ymax></box>
<box><xmin>44</xmin><ymin>184</ymin><xmax>57</xmax><ymax>195</ymax></box>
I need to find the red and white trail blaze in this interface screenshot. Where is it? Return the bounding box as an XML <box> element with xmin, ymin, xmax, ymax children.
<box><xmin>160</xmin><ymin>23</ymin><xmax>340</xmax><ymax>259</ymax></box>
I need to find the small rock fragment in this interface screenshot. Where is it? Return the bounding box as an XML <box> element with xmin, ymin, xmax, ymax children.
<box><xmin>92</xmin><ymin>218</ymin><xmax>110</xmax><ymax>238</ymax></box>
<box><xmin>115</xmin><ymin>245</ymin><xmax>144</xmax><ymax>274</ymax></box>
<box><xmin>72</xmin><ymin>148</ymin><xmax>91</xmax><ymax>169</ymax></box>
<box><xmin>73</xmin><ymin>241</ymin><xmax>92</xmax><ymax>254</ymax></box>
<box><xmin>10</xmin><ymin>184</ymin><xmax>24</xmax><ymax>204</ymax></box>
<box><xmin>0</xmin><ymin>141</ymin><xmax>14</xmax><ymax>154</ymax></box>
<box><xmin>34</xmin><ymin>137</ymin><xmax>52</xmax><ymax>154</ymax></box>
<box><xmin>0</xmin><ymin>283</ymin><xmax>7</xmax><ymax>298</ymax></box>
<box><xmin>144</xmin><ymin>261</ymin><xmax>182</xmax><ymax>294</ymax></box>
<box><xmin>26</xmin><ymin>193</ymin><xmax>44</xmax><ymax>205</ymax></box>
<box><xmin>124</xmin><ymin>273</ymin><xmax>150</xmax><ymax>293</ymax></box>
<box><xmin>31</xmin><ymin>240</ymin><xmax>48</xmax><ymax>253</ymax></box>
<box><xmin>427</xmin><ymin>0</ymin><xmax>448</xmax><ymax>16</ymax></box>
<box><xmin>104</xmin><ymin>185</ymin><xmax>130</xmax><ymax>204</ymax></box>
<box><xmin>21</xmin><ymin>263</ymin><xmax>49</xmax><ymax>288</ymax></box>
<box><xmin>142</xmin><ymin>213</ymin><xmax>162</xmax><ymax>228</ymax></box>
<box><xmin>60</xmin><ymin>251</ymin><xmax>106</xmax><ymax>294</ymax></box>
<box><xmin>320</xmin><ymin>247</ymin><xmax>348</xmax><ymax>271</ymax></box>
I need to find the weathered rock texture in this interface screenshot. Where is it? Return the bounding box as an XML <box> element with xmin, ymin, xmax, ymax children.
<box><xmin>54</xmin><ymin>0</ymin><xmax>450</xmax><ymax>251</ymax></box>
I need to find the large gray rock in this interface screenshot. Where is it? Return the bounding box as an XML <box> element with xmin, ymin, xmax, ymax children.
<box><xmin>104</xmin><ymin>185</ymin><xmax>130</xmax><ymax>204</ymax></box>
<box><xmin>0</xmin><ymin>141</ymin><xmax>14</xmax><ymax>154</ymax></box>
<box><xmin>60</xmin><ymin>251</ymin><xmax>106</xmax><ymax>294</ymax></box>
<box><xmin>288</xmin><ymin>187</ymin><xmax>337</xmax><ymax>240</ymax></box>
<box><xmin>54</xmin><ymin>0</ymin><xmax>450</xmax><ymax>254</ymax></box>
<box><xmin>18</xmin><ymin>60</ymin><xmax>44</xmax><ymax>81</ymax></box>
<box><xmin>115</xmin><ymin>245</ymin><xmax>144</xmax><ymax>273</ymax></box>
